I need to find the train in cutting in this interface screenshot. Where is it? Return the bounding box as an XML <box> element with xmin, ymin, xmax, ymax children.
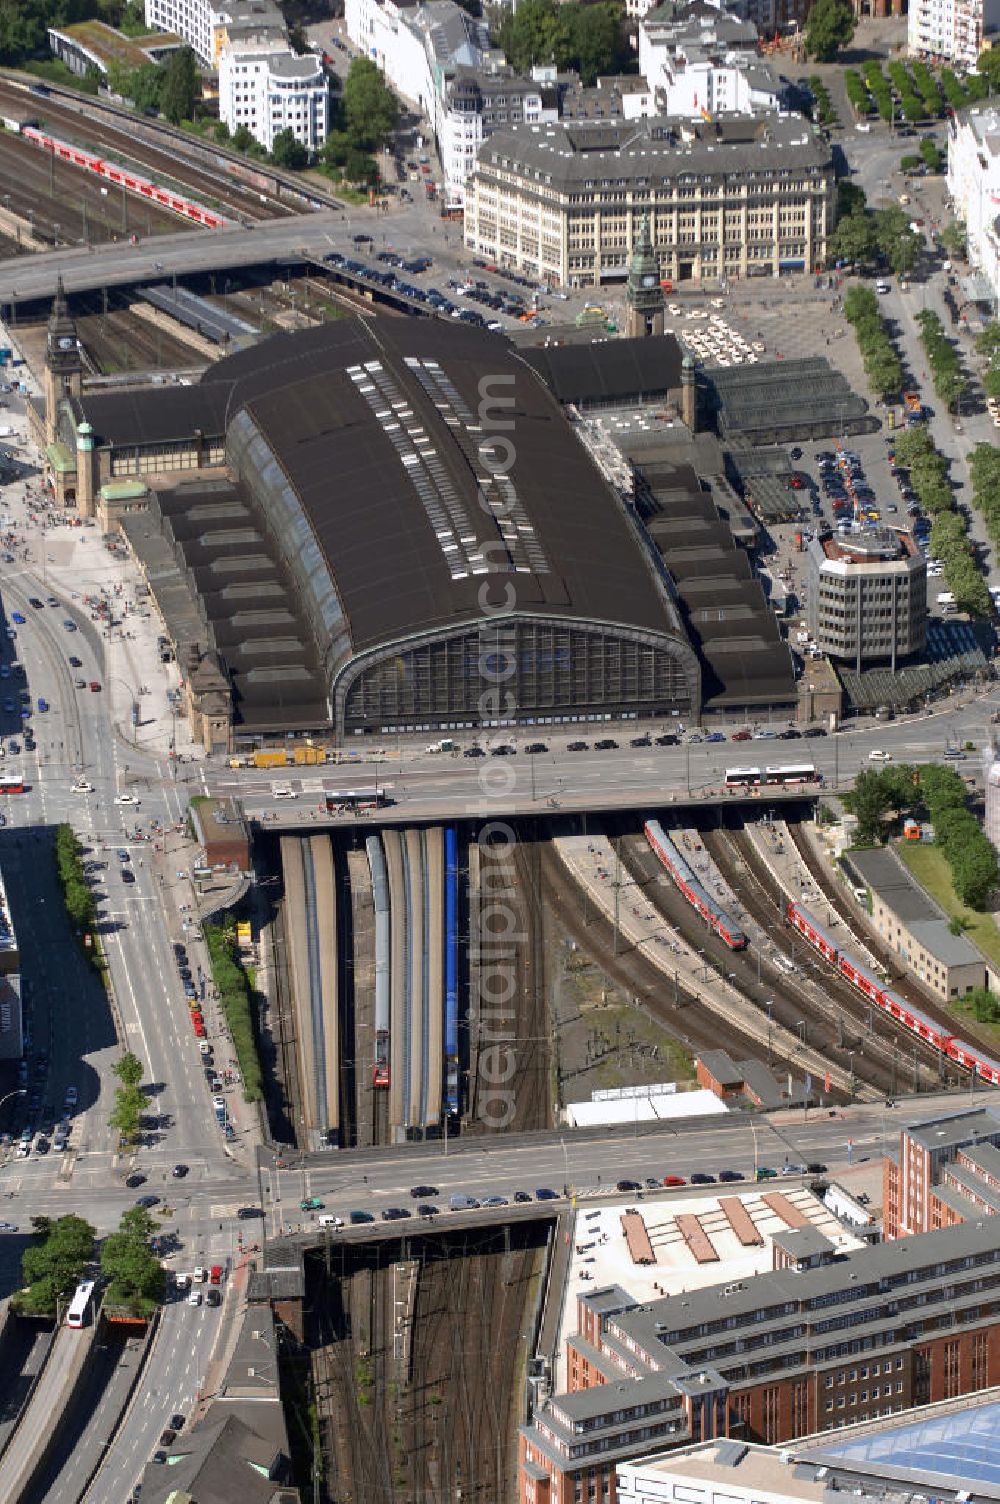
<box><xmin>644</xmin><ymin>820</ymin><xmax>747</xmax><ymax>950</ymax></box>
<box><xmin>20</xmin><ymin>125</ymin><xmax>229</xmax><ymax>228</ymax></box>
<box><xmin>788</xmin><ymin>900</ymin><xmax>1000</xmax><ymax>1084</ymax></box>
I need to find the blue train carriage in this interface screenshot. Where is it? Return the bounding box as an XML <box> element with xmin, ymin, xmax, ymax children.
<box><xmin>444</xmin><ymin>826</ymin><xmax>460</xmax><ymax>1115</ymax></box>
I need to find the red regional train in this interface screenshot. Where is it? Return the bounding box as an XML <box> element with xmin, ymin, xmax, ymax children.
<box><xmin>787</xmin><ymin>900</ymin><xmax>1000</xmax><ymax>1084</ymax></box>
<box><xmin>644</xmin><ymin>820</ymin><xmax>747</xmax><ymax>950</ymax></box>
<box><xmin>21</xmin><ymin>127</ymin><xmax>228</xmax><ymax>229</ymax></box>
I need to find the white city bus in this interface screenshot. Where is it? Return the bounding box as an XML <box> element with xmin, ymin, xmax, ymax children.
<box><xmin>66</xmin><ymin>1279</ymin><xmax>95</xmax><ymax>1328</ymax></box>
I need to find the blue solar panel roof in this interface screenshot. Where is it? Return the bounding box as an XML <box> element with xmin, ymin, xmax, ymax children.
<box><xmin>807</xmin><ymin>1402</ymin><xmax>1000</xmax><ymax>1495</ymax></box>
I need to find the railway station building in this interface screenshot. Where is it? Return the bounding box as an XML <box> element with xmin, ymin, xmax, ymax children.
<box><xmin>37</xmin><ymin>311</ymin><xmax>702</xmax><ymax>749</ymax></box>
<box><xmin>847</xmin><ymin>847</ymin><xmax>988</xmax><ymax>1004</ymax></box>
<box><xmin>520</xmin><ymin>1216</ymin><xmax>1000</xmax><ymax>1503</ymax></box>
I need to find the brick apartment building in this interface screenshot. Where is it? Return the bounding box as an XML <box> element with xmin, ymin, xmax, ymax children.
<box><xmin>520</xmin><ymin>1215</ymin><xmax>1000</xmax><ymax>1504</ymax></box>
<box><xmin>884</xmin><ymin>1106</ymin><xmax>1000</xmax><ymax>1239</ymax></box>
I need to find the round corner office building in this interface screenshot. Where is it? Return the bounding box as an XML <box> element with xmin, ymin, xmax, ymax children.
<box><xmin>125</xmin><ymin>316</ymin><xmax>701</xmax><ymax>741</ymax></box>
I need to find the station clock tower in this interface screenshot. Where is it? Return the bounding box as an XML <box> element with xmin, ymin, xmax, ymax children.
<box><xmin>626</xmin><ymin>213</ymin><xmax>665</xmax><ymax>338</ymax></box>
<box><xmin>43</xmin><ymin>274</ymin><xmax>82</xmax><ymax>447</ymax></box>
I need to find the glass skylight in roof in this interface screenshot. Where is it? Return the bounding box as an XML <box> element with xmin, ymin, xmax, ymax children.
<box><xmin>810</xmin><ymin>1401</ymin><xmax>1000</xmax><ymax>1491</ymax></box>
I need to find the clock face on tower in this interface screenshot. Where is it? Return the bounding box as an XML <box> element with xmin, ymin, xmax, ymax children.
<box><xmin>642</xmin><ymin>274</ymin><xmax>656</xmax><ymax>288</ymax></box>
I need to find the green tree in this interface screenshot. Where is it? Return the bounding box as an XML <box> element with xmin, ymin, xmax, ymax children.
<box><xmin>843</xmin><ymin>769</ymin><xmax>893</xmax><ymax>844</ymax></box>
<box><xmin>113</xmin><ymin>1052</ymin><xmax>144</xmax><ymax>1090</ymax></box>
<box><xmin>19</xmin><ymin>1214</ymin><xmax>95</xmax><ymax>1315</ymax></box>
<box><xmin>160</xmin><ymin>44</ymin><xmax>199</xmax><ymax>125</ymax></box>
<box><xmin>270</xmin><ymin>126</ymin><xmax>309</xmax><ymax>169</ymax></box>
<box><xmin>232</xmin><ymin>124</ymin><xmax>254</xmax><ymax>152</ymax></box>
<box><xmin>976</xmin><ymin>47</ymin><xmax>1000</xmax><ymax>94</ymax></box>
<box><xmin>953</xmin><ymin>838</ymin><xmax>999</xmax><ymax>908</ymax></box>
<box><xmin>837</xmin><ymin>180</ymin><xmax>866</xmax><ymax>218</ymax></box>
<box><xmin>563</xmin><ymin>3</ymin><xmax>622</xmax><ymax>85</ymax></box>
<box><xmin>342</xmin><ymin>56</ymin><xmax>400</xmax><ymax>150</ymax></box>
<box><xmin>828</xmin><ymin>208</ymin><xmax>877</xmax><ymax>266</ymax></box>
<box><xmin>101</xmin><ymin>1206</ymin><xmax>165</xmax><ymax>1313</ymax></box>
<box><xmin>803</xmin><ymin>0</ymin><xmax>855</xmax><ymax>61</ymax></box>
<box><xmin>976</xmin><ymin>321</ymin><xmax>1000</xmax><ymax>359</ymax></box>
<box><xmin>110</xmin><ymin>1084</ymin><xmax>142</xmax><ymax>1144</ymax></box>
<box><xmin>495</xmin><ymin>0</ymin><xmax>567</xmax><ymax>71</ymax></box>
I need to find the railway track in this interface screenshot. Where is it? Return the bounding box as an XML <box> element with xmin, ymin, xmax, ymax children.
<box><xmin>0</xmin><ymin>125</ymin><xmax>179</xmax><ymax>245</ymax></box>
<box><xmin>699</xmin><ymin>822</ymin><xmax>943</xmax><ymax>1094</ymax></box>
<box><xmin>788</xmin><ymin>820</ymin><xmax>1000</xmax><ymax>1058</ymax></box>
<box><xmin>405</xmin><ymin>1232</ymin><xmax>533</xmax><ymax>1502</ymax></box>
<box><xmin>0</xmin><ymin>78</ymin><xmax>295</xmax><ymax>225</ymax></box>
<box><xmin>537</xmin><ymin>837</ymin><xmax>768</xmax><ymax>1069</ymax></box>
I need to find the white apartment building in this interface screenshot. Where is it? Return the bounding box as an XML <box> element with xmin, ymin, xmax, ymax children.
<box><xmin>146</xmin><ymin>0</ymin><xmax>217</xmax><ymax>64</ymax></box>
<box><xmin>948</xmin><ymin>106</ymin><xmax>1000</xmax><ymax>301</ymax></box>
<box><xmin>639</xmin><ymin>0</ymin><xmax>785</xmax><ymax>118</ymax></box>
<box><xmin>219</xmin><ymin>45</ymin><xmax>329</xmax><ymax>152</ymax></box>
<box><xmin>908</xmin><ymin>0</ymin><xmax>1000</xmax><ymax>67</ymax></box>
<box><xmin>346</xmin><ymin>0</ymin><xmax>500</xmax><ymax>204</ymax></box>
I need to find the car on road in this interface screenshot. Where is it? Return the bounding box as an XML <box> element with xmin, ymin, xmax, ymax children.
<box><xmin>567</xmin><ymin>741</ymin><xmax>588</xmax><ymax>751</ymax></box>
<box><xmin>114</xmin><ymin>794</ymin><xmax>139</xmax><ymax>805</ymax></box>
<box><xmin>237</xmin><ymin>1206</ymin><xmax>263</xmax><ymax>1219</ymax></box>
<box><xmin>382</xmin><ymin>1207</ymin><xmax>411</xmax><ymax>1220</ymax></box>
<box><xmin>206</xmin><ymin>1288</ymin><xmax>222</xmax><ymax>1306</ymax></box>
<box><xmin>89</xmin><ymin>681</ymin><xmax>101</xmax><ymax>692</ymax></box>
<box><xmin>756</xmin><ymin>1167</ymin><xmax>778</xmax><ymax>1180</ymax></box>
<box><xmin>136</xmin><ymin>1194</ymin><xmax>160</xmax><ymax>1207</ymax></box>
<box><xmin>525</xmin><ymin>742</ymin><xmax>547</xmax><ymax>754</ymax></box>
<box><xmin>630</xmin><ymin>735</ymin><xmax>651</xmax><ymax>748</ymax></box>
<box><xmin>416</xmin><ymin>1203</ymin><xmax>438</xmax><ymax>1217</ymax></box>
<box><xmin>662</xmin><ymin>1175</ymin><xmax>686</xmax><ymax>1187</ymax></box>
<box><xmin>718</xmin><ymin>1169</ymin><xmax>744</xmax><ymax>1182</ymax></box>
<box><xmin>68</xmin><ymin>656</ymin><xmax>81</xmax><ymax>667</ymax></box>
<box><xmin>160</xmin><ymin>1428</ymin><xmax>176</xmax><ymax>1446</ymax></box>
<box><xmin>64</xmin><ymin>1085</ymin><xmax>78</xmax><ymax>1106</ymax></box>
<box><xmin>513</xmin><ymin>1191</ymin><xmax>532</xmax><ymax>1203</ymax></box>
<box><xmin>125</xmin><ymin>1172</ymin><xmax>146</xmax><ymax>1188</ymax></box>
<box><xmin>0</xmin><ymin>1222</ymin><xmax>17</xmax><ymax>1233</ymax></box>
<box><xmin>46</xmin><ymin>597</ymin><xmax>57</xmax><ymax>608</ymax></box>
<box><xmin>122</xmin><ymin>868</ymin><xmax>135</xmax><ymax>883</ymax></box>
<box><xmin>806</xmin><ymin>1162</ymin><xmax>827</xmax><ymax>1174</ymax></box>
<box><xmin>463</xmin><ymin>746</ymin><xmax>485</xmax><ymax>758</ymax></box>
<box><xmin>594</xmin><ymin>738</ymin><xmax>618</xmax><ymax>750</ymax></box>
<box><xmin>63</xmin><ymin>619</ymin><xmax>76</xmax><ymax>632</ymax></box>
<box><xmin>803</xmin><ymin>727</ymin><xmax>827</xmax><ymax>738</ymax></box>
<box><xmin>731</xmin><ymin>729</ymin><xmax>751</xmax><ymax>741</ymax></box>
<box><xmin>690</xmin><ymin>1172</ymin><xmax>716</xmax><ymax>1185</ymax></box>
<box><xmin>482</xmin><ymin>1195</ymin><xmax>509</xmax><ymax>1207</ymax></box>
<box><xmin>172</xmin><ymin>1164</ymin><xmax>189</xmax><ymax>1177</ymax></box>
<box><xmin>655</xmin><ymin>733</ymin><xmax>679</xmax><ymax>746</ymax></box>
<box><xmin>187</xmin><ymin>1289</ymin><xmax>202</xmax><ymax>1307</ymax></box>
<box><xmin>349</xmin><ymin>1210</ymin><xmax>374</xmax><ymax>1224</ymax></box>
<box><xmin>616</xmin><ymin>1179</ymin><xmax>642</xmax><ymax>1192</ymax></box>
<box><xmin>535</xmin><ymin>1187</ymin><xmax>558</xmax><ymax>1200</ymax></box>
<box><xmin>300</xmin><ymin>1196</ymin><xmax>324</xmax><ymax>1210</ymax></box>
<box><xmin>410</xmin><ymin>1185</ymin><xmax>439</xmax><ymax>1198</ymax></box>
<box><xmin>10</xmin><ymin>613</ymin><xmax>23</xmax><ymax>624</ymax></box>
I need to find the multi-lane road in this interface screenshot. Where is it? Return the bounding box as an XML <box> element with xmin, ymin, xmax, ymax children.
<box><xmin>216</xmin><ymin>694</ymin><xmax>998</xmax><ymax>827</ymax></box>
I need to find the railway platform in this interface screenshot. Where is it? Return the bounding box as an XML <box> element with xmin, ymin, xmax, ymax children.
<box><xmin>554</xmin><ymin>834</ymin><xmax>869</xmax><ymax>1099</ymax></box>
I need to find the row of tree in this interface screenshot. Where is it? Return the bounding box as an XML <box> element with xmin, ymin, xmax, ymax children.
<box><xmin>842</xmin><ymin>284</ymin><xmax>901</xmax><ymax>400</ymax></box>
<box><xmin>915</xmin><ymin>307</ymin><xmax>966</xmax><ymax>411</ymax></box>
<box><xmin>203</xmin><ymin>921</ymin><xmax>262</xmax><ymax>1102</ymax></box>
<box><xmin>18</xmin><ymin>1205</ymin><xmax>163</xmax><ymax>1319</ymax></box>
<box><xmin>891</xmin><ymin>426</ymin><xmax>990</xmax><ymax>616</ymax></box>
<box><xmin>844</xmin><ymin>762</ymin><xmax>998</xmax><ymax>908</ymax></box>
<box><xmin>108</xmin><ymin>1049</ymin><xmax>144</xmax><ymax>1145</ymax></box>
<box><xmin>54</xmin><ymin>823</ymin><xmax>96</xmax><ymax>938</ymax></box>
<box><xmin>969</xmin><ymin>441</ymin><xmax>1000</xmax><ymax>566</ymax></box>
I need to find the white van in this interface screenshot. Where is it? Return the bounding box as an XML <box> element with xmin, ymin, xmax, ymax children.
<box><xmin>271</xmin><ymin>784</ymin><xmax>296</xmax><ymax>799</ymax></box>
<box><xmin>868</xmin><ymin>749</ymin><xmax>891</xmax><ymax>762</ymax></box>
<box><xmin>318</xmin><ymin>1214</ymin><xmax>343</xmax><ymax>1228</ymax></box>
